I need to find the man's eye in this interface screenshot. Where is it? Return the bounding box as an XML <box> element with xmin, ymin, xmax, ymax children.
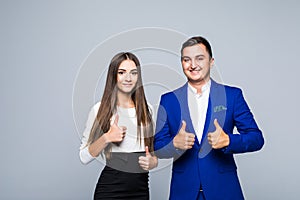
<box><xmin>183</xmin><ymin>58</ymin><xmax>190</xmax><ymax>62</ymax></box>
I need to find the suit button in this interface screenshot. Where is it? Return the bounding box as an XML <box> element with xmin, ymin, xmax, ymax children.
<box><xmin>199</xmin><ymin>148</ymin><xmax>203</xmax><ymax>153</ymax></box>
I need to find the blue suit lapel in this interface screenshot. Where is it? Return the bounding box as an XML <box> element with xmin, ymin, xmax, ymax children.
<box><xmin>199</xmin><ymin>79</ymin><xmax>227</xmax><ymax>158</ymax></box>
<box><xmin>207</xmin><ymin>79</ymin><xmax>227</xmax><ymax>132</ymax></box>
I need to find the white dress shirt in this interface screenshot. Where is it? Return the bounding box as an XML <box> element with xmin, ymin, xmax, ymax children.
<box><xmin>187</xmin><ymin>80</ymin><xmax>211</xmax><ymax>144</ymax></box>
<box><xmin>79</xmin><ymin>102</ymin><xmax>153</xmax><ymax>164</ymax></box>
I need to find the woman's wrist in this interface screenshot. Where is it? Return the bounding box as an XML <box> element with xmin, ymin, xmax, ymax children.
<box><xmin>102</xmin><ymin>133</ymin><xmax>111</xmax><ymax>144</ymax></box>
<box><xmin>150</xmin><ymin>156</ymin><xmax>158</xmax><ymax>170</ymax></box>
<box><xmin>153</xmin><ymin>156</ymin><xmax>158</xmax><ymax>168</ymax></box>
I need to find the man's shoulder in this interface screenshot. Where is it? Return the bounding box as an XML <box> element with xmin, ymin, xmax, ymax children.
<box><xmin>212</xmin><ymin>80</ymin><xmax>242</xmax><ymax>93</ymax></box>
<box><xmin>161</xmin><ymin>84</ymin><xmax>187</xmax><ymax>98</ymax></box>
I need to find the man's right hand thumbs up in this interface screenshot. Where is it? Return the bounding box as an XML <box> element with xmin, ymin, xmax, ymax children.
<box><xmin>173</xmin><ymin>120</ymin><xmax>195</xmax><ymax>150</ymax></box>
<box><xmin>105</xmin><ymin>114</ymin><xmax>126</xmax><ymax>143</ymax></box>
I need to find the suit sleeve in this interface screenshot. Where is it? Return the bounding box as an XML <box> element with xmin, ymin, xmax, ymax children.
<box><xmin>154</xmin><ymin>95</ymin><xmax>184</xmax><ymax>159</ymax></box>
<box><xmin>223</xmin><ymin>89</ymin><xmax>264</xmax><ymax>154</ymax></box>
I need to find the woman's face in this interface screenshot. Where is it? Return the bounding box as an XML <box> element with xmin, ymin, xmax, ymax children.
<box><xmin>116</xmin><ymin>59</ymin><xmax>138</xmax><ymax>94</ymax></box>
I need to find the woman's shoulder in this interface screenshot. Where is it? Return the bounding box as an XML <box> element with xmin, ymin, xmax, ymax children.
<box><xmin>147</xmin><ymin>103</ymin><xmax>154</xmax><ymax>115</ymax></box>
<box><xmin>92</xmin><ymin>101</ymin><xmax>101</xmax><ymax>110</ymax></box>
<box><xmin>87</xmin><ymin>101</ymin><xmax>101</xmax><ymax>117</ymax></box>
<box><xmin>147</xmin><ymin>102</ymin><xmax>153</xmax><ymax>109</ymax></box>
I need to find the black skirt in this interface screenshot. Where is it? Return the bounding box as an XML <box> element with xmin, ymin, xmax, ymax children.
<box><xmin>94</xmin><ymin>152</ymin><xmax>149</xmax><ymax>200</ymax></box>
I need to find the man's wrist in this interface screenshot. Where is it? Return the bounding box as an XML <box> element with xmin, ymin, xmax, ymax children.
<box><xmin>173</xmin><ymin>139</ymin><xmax>179</xmax><ymax>150</ymax></box>
<box><xmin>224</xmin><ymin>132</ymin><xmax>230</xmax><ymax>147</ymax></box>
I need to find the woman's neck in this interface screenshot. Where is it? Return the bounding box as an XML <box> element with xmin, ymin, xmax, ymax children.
<box><xmin>117</xmin><ymin>91</ymin><xmax>135</xmax><ymax>108</ymax></box>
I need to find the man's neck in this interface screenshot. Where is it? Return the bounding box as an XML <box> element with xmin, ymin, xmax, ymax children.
<box><xmin>188</xmin><ymin>79</ymin><xmax>210</xmax><ymax>94</ymax></box>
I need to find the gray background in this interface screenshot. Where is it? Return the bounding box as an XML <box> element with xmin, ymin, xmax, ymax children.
<box><xmin>1</xmin><ymin>0</ymin><xmax>299</xmax><ymax>199</ymax></box>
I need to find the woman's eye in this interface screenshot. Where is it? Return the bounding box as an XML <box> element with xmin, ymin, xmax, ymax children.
<box><xmin>131</xmin><ymin>72</ymin><xmax>138</xmax><ymax>75</ymax></box>
<box><xmin>118</xmin><ymin>71</ymin><xmax>124</xmax><ymax>75</ymax></box>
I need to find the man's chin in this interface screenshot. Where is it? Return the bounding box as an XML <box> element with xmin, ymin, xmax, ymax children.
<box><xmin>187</xmin><ymin>77</ymin><xmax>207</xmax><ymax>85</ymax></box>
<box><xmin>187</xmin><ymin>76</ymin><xmax>203</xmax><ymax>82</ymax></box>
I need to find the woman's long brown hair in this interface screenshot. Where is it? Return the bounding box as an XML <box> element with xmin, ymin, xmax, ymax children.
<box><xmin>87</xmin><ymin>52</ymin><xmax>154</xmax><ymax>158</ymax></box>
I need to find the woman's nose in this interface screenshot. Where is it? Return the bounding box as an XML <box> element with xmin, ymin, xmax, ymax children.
<box><xmin>125</xmin><ymin>73</ymin><xmax>132</xmax><ymax>81</ymax></box>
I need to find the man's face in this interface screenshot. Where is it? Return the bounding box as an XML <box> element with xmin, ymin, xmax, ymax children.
<box><xmin>181</xmin><ymin>44</ymin><xmax>214</xmax><ymax>85</ymax></box>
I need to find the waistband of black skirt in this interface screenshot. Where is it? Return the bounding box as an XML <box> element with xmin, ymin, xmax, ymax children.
<box><xmin>106</xmin><ymin>151</ymin><xmax>147</xmax><ymax>173</ymax></box>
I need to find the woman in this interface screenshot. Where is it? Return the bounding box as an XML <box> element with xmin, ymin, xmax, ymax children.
<box><xmin>79</xmin><ymin>52</ymin><xmax>158</xmax><ymax>200</ymax></box>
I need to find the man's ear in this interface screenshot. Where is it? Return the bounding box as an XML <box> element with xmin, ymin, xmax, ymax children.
<box><xmin>210</xmin><ymin>58</ymin><xmax>215</xmax><ymax>68</ymax></box>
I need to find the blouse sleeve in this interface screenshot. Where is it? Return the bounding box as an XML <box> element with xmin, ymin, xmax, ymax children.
<box><xmin>79</xmin><ymin>102</ymin><xmax>100</xmax><ymax>164</ymax></box>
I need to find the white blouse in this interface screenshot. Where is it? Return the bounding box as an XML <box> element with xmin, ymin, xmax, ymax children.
<box><xmin>79</xmin><ymin>102</ymin><xmax>153</xmax><ymax>164</ymax></box>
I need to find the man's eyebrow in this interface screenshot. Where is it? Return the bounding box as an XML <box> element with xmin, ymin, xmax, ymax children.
<box><xmin>181</xmin><ymin>56</ymin><xmax>191</xmax><ymax>59</ymax></box>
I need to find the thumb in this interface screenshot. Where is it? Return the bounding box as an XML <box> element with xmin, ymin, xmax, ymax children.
<box><xmin>213</xmin><ymin>119</ymin><xmax>221</xmax><ymax>130</ymax></box>
<box><xmin>180</xmin><ymin>120</ymin><xmax>186</xmax><ymax>132</ymax></box>
<box><xmin>145</xmin><ymin>146</ymin><xmax>150</xmax><ymax>156</ymax></box>
<box><xmin>113</xmin><ymin>114</ymin><xmax>119</xmax><ymax>125</ymax></box>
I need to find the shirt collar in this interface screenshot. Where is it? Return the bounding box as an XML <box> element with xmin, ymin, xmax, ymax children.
<box><xmin>188</xmin><ymin>79</ymin><xmax>211</xmax><ymax>96</ymax></box>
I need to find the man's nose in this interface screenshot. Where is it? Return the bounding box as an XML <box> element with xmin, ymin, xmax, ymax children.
<box><xmin>191</xmin><ymin>59</ymin><xmax>199</xmax><ymax>68</ymax></box>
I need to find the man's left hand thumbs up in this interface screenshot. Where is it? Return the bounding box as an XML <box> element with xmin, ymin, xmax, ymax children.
<box><xmin>207</xmin><ymin>119</ymin><xmax>230</xmax><ymax>149</ymax></box>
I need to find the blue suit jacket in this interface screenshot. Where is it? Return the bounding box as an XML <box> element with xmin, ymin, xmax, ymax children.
<box><xmin>154</xmin><ymin>80</ymin><xmax>264</xmax><ymax>200</ymax></box>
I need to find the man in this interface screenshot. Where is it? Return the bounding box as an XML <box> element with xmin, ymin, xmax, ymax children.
<box><xmin>154</xmin><ymin>36</ymin><xmax>264</xmax><ymax>200</ymax></box>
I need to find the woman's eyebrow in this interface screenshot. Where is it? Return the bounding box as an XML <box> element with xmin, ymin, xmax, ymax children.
<box><xmin>118</xmin><ymin>68</ymin><xmax>137</xmax><ymax>72</ymax></box>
